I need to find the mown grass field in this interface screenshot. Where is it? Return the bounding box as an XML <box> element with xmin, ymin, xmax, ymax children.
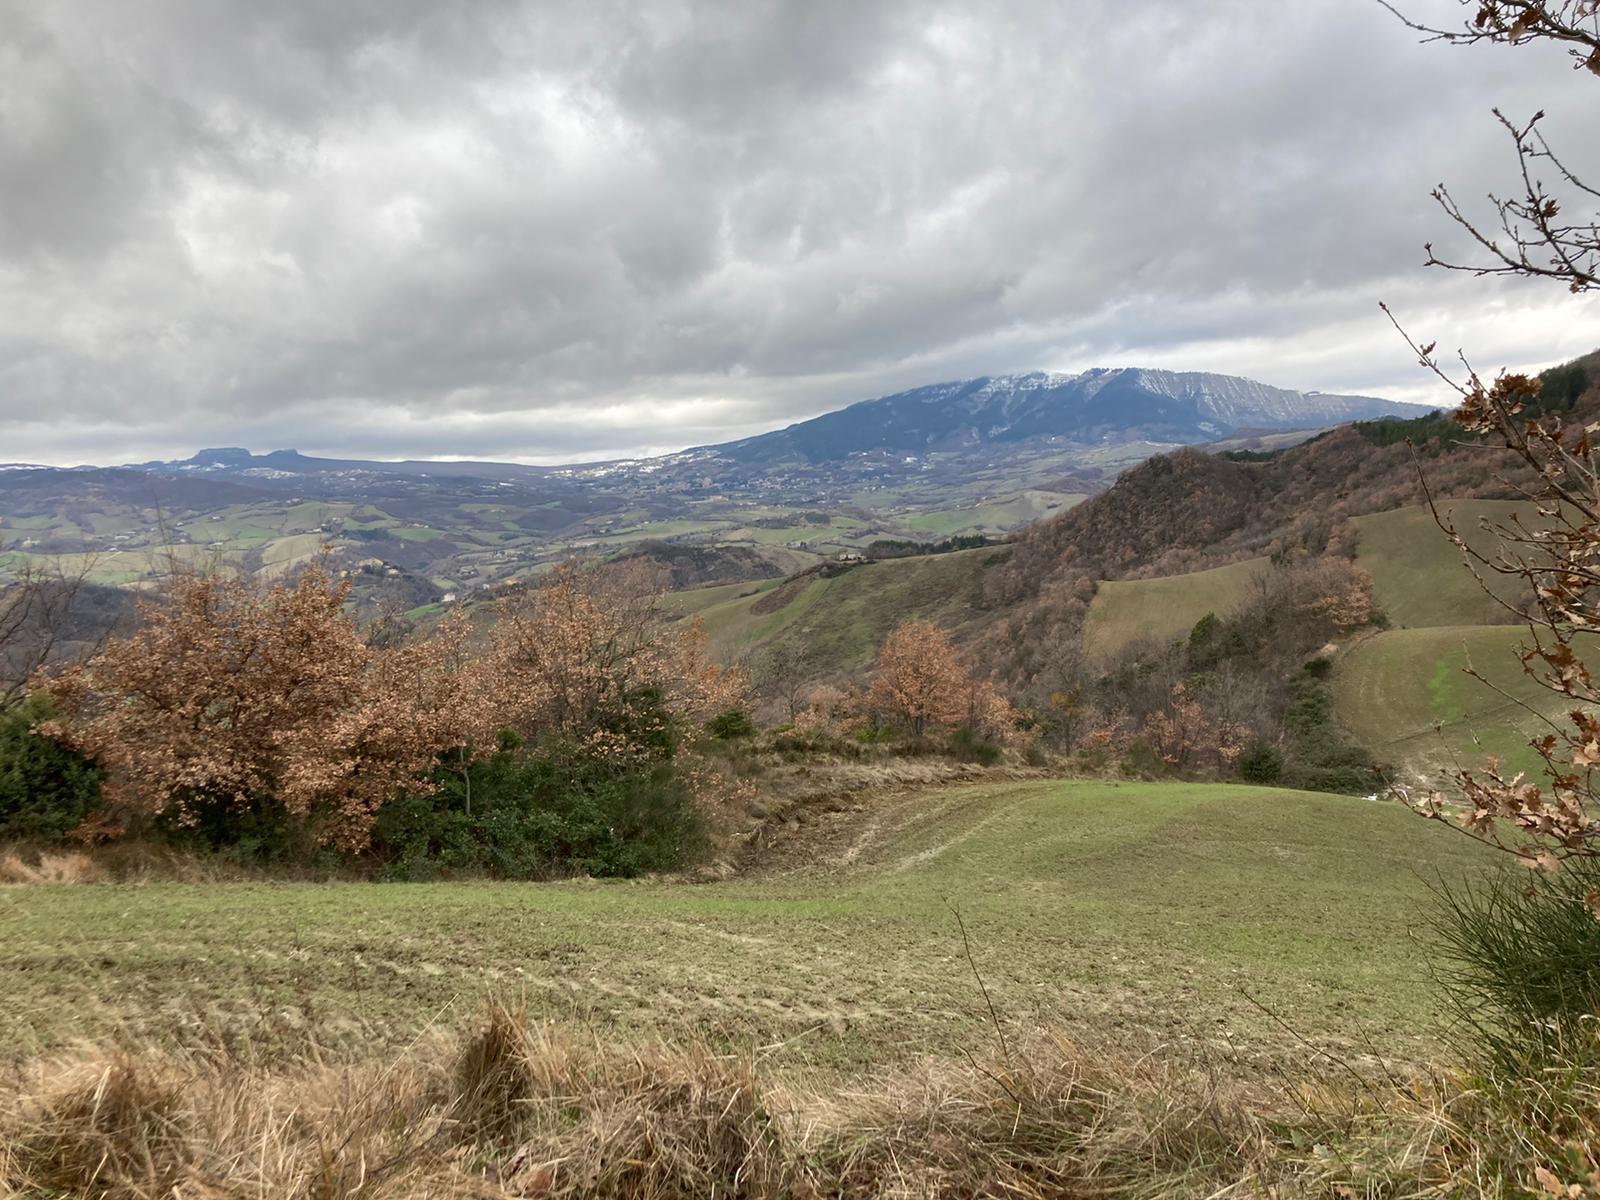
<box><xmin>1333</xmin><ymin>625</ymin><xmax>1558</xmax><ymax>784</ymax></box>
<box><xmin>1082</xmin><ymin>558</ymin><xmax>1268</xmax><ymax>662</ymax></box>
<box><xmin>1352</xmin><ymin>500</ymin><xmax>1536</xmax><ymax>629</ymax></box>
<box><xmin>0</xmin><ymin>779</ymin><xmax>1485</xmax><ymax>1066</ymax></box>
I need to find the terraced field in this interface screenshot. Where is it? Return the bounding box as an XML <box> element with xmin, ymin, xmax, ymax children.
<box><xmin>0</xmin><ymin>779</ymin><xmax>1486</xmax><ymax>1066</ymax></box>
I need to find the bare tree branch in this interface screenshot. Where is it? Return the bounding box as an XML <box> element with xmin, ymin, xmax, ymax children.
<box><xmin>1379</xmin><ymin>1</ymin><xmax>1600</xmax><ymax>71</ymax></box>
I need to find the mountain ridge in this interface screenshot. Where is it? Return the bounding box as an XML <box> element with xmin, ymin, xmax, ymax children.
<box><xmin>693</xmin><ymin>367</ymin><xmax>1422</xmax><ymax>468</ymax></box>
<box><xmin>125</xmin><ymin>366</ymin><xmax>1425</xmax><ymax>482</ymax></box>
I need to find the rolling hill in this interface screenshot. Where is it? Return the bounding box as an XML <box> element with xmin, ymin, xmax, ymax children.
<box><xmin>1351</xmin><ymin>500</ymin><xmax>1537</xmax><ymax>629</ymax></box>
<box><xmin>678</xmin><ymin>546</ymin><xmax>1002</xmax><ymax>670</ymax></box>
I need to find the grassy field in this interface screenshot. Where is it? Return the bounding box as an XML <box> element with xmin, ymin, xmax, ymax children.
<box><xmin>1333</xmin><ymin>625</ymin><xmax>1559</xmax><ymax>784</ymax></box>
<box><xmin>660</xmin><ymin>576</ymin><xmax>783</xmax><ymax>617</ymax></box>
<box><xmin>905</xmin><ymin>490</ymin><xmax>1087</xmax><ymax>536</ymax></box>
<box><xmin>690</xmin><ymin>547</ymin><xmax>1000</xmax><ymax>668</ymax></box>
<box><xmin>1082</xmin><ymin>558</ymin><xmax>1268</xmax><ymax>662</ymax></box>
<box><xmin>0</xmin><ymin>779</ymin><xmax>1485</xmax><ymax>1065</ymax></box>
<box><xmin>1352</xmin><ymin>500</ymin><xmax>1537</xmax><ymax>629</ymax></box>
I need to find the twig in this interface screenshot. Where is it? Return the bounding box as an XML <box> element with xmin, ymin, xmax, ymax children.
<box><xmin>947</xmin><ymin>900</ymin><xmax>1011</xmax><ymax>1065</ymax></box>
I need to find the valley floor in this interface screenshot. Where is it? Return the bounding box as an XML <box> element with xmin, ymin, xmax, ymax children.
<box><xmin>0</xmin><ymin>779</ymin><xmax>1486</xmax><ymax>1068</ymax></box>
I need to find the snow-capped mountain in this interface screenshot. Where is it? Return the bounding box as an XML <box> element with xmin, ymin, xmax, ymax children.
<box><xmin>116</xmin><ymin>366</ymin><xmax>1425</xmax><ymax>500</ymax></box>
<box><xmin>705</xmin><ymin>368</ymin><xmax>1423</xmax><ymax>465</ymax></box>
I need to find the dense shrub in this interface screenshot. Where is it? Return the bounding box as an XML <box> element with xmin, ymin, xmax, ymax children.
<box><xmin>1279</xmin><ymin>744</ymin><xmax>1376</xmax><ymax>795</ymax></box>
<box><xmin>1186</xmin><ymin>612</ymin><xmax>1248</xmax><ymax>673</ymax></box>
<box><xmin>946</xmin><ymin>725</ymin><xmax>1003</xmax><ymax>765</ymax></box>
<box><xmin>372</xmin><ymin>751</ymin><xmax>702</xmax><ymax>880</ymax></box>
<box><xmin>706</xmin><ymin>709</ymin><xmax>757</xmax><ymax>740</ymax></box>
<box><xmin>150</xmin><ymin>795</ymin><xmax>317</xmax><ymax>866</ymax></box>
<box><xmin>1236</xmin><ymin>743</ymin><xmax>1283</xmax><ymax>785</ymax></box>
<box><xmin>1120</xmin><ymin>737</ymin><xmax>1166</xmax><ymax>778</ymax></box>
<box><xmin>1280</xmin><ymin>667</ymin><xmax>1377</xmax><ymax>794</ymax></box>
<box><xmin>0</xmin><ymin>696</ymin><xmax>102</xmax><ymax>840</ymax></box>
<box><xmin>768</xmin><ymin>730</ymin><xmax>869</xmax><ymax>760</ymax></box>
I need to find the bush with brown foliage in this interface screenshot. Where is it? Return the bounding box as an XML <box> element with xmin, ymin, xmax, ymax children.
<box><xmin>34</xmin><ymin>557</ymin><xmax>744</xmax><ymax>857</ymax></box>
<box><xmin>487</xmin><ymin>560</ymin><xmax>745</xmax><ymax>763</ymax></box>
<box><xmin>38</xmin><ymin>562</ymin><xmax>479</xmax><ymax>851</ymax></box>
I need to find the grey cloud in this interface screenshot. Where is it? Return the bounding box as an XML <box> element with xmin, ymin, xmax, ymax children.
<box><xmin>0</xmin><ymin>0</ymin><xmax>1594</xmax><ymax>466</ymax></box>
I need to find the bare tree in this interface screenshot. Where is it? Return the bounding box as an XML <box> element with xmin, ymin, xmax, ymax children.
<box><xmin>753</xmin><ymin>641</ymin><xmax>818</xmax><ymax>722</ymax></box>
<box><xmin>0</xmin><ymin>558</ymin><xmax>100</xmax><ymax>706</ymax></box>
<box><xmin>1384</xmin><ymin>2</ymin><xmax>1599</xmax><ymax>294</ymax></box>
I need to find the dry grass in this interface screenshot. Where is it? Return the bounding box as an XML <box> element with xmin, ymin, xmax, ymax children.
<box><xmin>1</xmin><ymin>1005</ymin><xmax>1585</xmax><ymax>1199</ymax></box>
<box><xmin>0</xmin><ymin>838</ymin><xmax>334</xmax><ymax>885</ymax></box>
<box><xmin>0</xmin><ymin>850</ymin><xmax>102</xmax><ymax>885</ymax></box>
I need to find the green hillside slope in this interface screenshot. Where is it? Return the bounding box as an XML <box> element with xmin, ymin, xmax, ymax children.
<box><xmin>1352</xmin><ymin>500</ymin><xmax>1535</xmax><ymax>629</ymax></box>
<box><xmin>660</xmin><ymin>576</ymin><xmax>783</xmax><ymax>617</ymax></box>
<box><xmin>905</xmin><ymin>489</ymin><xmax>1088</xmax><ymax>536</ymax></box>
<box><xmin>686</xmin><ymin>546</ymin><xmax>1001</xmax><ymax>669</ymax></box>
<box><xmin>1333</xmin><ymin>625</ymin><xmax>1558</xmax><ymax>784</ymax></box>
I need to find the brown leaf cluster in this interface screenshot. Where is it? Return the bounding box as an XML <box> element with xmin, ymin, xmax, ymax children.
<box><xmin>487</xmin><ymin>561</ymin><xmax>745</xmax><ymax>760</ymax></box>
<box><xmin>1141</xmin><ymin>682</ymin><xmax>1248</xmax><ymax>773</ymax></box>
<box><xmin>866</xmin><ymin>619</ymin><xmax>1018</xmax><ymax>740</ymax></box>
<box><xmin>38</xmin><ymin>558</ymin><xmax>743</xmax><ymax>850</ymax></box>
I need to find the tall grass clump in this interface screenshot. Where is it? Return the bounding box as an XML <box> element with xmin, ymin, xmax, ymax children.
<box><xmin>1427</xmin><ymin>861</ymin><xmax>1600</xmax><ymax>1186</ymax></box>
<box><xmin>1433</xmin><ymin>859</ymin><xmax>1600</xmax><ymax>1068</ymax></box>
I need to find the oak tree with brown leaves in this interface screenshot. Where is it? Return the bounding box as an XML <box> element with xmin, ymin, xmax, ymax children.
<box><xmin>867</xmin><ymin>619</ymin><xmax>1016</xmax><ymax>740</ymax></box>
<box><xmin>867</xmin><ymin>620</ymin><xmax>970</xmax><ymax>737</ymax></box>
<box><xmin>487</xmin><ymin>560</ymin><xmax>745</xmax><ymax>763</ymax></box>
<box><xmin>40</xmin><ymin>562</ymin><xmax>484</xmax><ymax>850</ymax></box>
<box><xmin>1141</xmin><ymin>682</ymin><xmax>1248</xmax><ymax>775</ymax></box>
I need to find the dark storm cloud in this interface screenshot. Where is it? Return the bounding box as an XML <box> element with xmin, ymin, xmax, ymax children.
<box><xmin>0</xmin><ymin>0</ymin><xmax>1594</xmax><ymax>465</ymax></box>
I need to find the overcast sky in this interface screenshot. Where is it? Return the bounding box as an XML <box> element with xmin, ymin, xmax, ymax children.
<box><xmin>1</xmin><ymin>0</ymin><xmax>1595</xmax><ymax>466</ymax></box>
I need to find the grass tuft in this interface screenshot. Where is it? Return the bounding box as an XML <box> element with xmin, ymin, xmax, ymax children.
<box><xmin>0</xmin><ymin>849</ymin><xmax>103</xmax><ymax>885</ymax></box>
<box><xmin>6</xmin><ymin>1058</ymin><xmax>189</xmax><ymax>1198</ymax></box>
